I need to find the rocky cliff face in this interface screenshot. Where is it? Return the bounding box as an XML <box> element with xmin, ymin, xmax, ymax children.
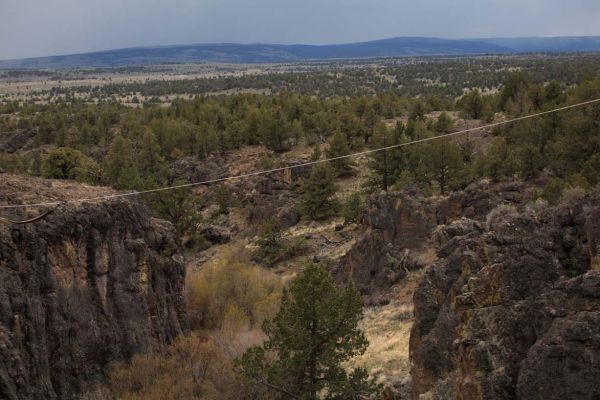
<box><xmin>0</xmin><ymin>178</ymin><xmax>187</xmax><ymax>400</ymax></box>
<box><xmin>336</xmin><ymin>182</ymin><xmax>537</xmax><ymax>301</ymax></box>
<box><xmin>410</xmin><ymin>191</ymin><xmax>600</xmax><ymax>399</ymax></box>
<box><xmin>335</xmin><ymin>190</ymin><xmax>435</xmax><ymax>299</ymax></box>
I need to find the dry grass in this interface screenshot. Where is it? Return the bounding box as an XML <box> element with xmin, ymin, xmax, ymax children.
<box><xmin>102</xmin><ymin>332</ymin><xmax>268</xmax><ymax>400</ymax></box>
<box><xmin>349</xmin><ymin>269</ymin><xmax>426</xmax><ymax>387</ymax></box>
<box><xmin>186</xmin><ymin>244</ymin><xmax>283</xmax><ymax>330</ymax></box>
<box><xmin>0</xmin><ymin>174</ymin><xmax>116</xmax><ymax>205</ymax></box>
<box><xmin>0</xmin><ymin>174</ymin><xmax>118</xmax><ymax>220</ymax></box>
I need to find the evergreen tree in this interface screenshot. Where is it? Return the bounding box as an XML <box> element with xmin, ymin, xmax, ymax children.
<box><xmin>409</xmin><ymin>100</ymin><xmax>427</xmax><ymax>121</ymax></box>
<box><xmin>434</xmin><ymin>112</ymin><xmax>453</xmax><ymax>134</ymax></box>
<box><xmin>29</xmin><ymin>151</ymin><xmax>42</xmax><ymax>176</ymax></box>
<box><xmin>264</xmin><ymin>111</ymin><xmax>291</xmax><ymax>153</ymax></box>
<box><xmin>104</xmin><ymin>136</ymin><xmax>141</xmax><ymax>189</ymax></box>
<box><xmin>136</xmin><ymin>129</ymin><xmax>168</xmax><ymax>186</ymax></box>
<box><xmin>500</xmin><ymin>71</ymin><xmax>532</xmax><ymax>110</ymax></box>
<box><xmin>474</xmin><ymin>137</ymin><xmax>518</xmax><ymax>182</ymax></box>
<box><xmin>237</xmin><ymin>263</ymin><xmax>379</xmax><ymax>400</ymax></box>
<box><xmin>255</xmin><ymin>217</ymin><xmax>284</xmax><ymax>266</ymax></box>
<box><xmin>149</xmin><ymin>183</ymin><xmax>204</xmax><ymax>237</ymax></box>
<box><xmin>426</xmin><ymin>140</ymin><xmax>462</xmax><ymax>195</ymax></box>
<box><xmin>310</xmin><ymin>143</ymin><xmax>322</xmax><ymax>161</ymax></box>
<box><xmin>300</xmin><ymin>164</ymin><xmax>338</xmax><ymax>220</ymax></box>
<box><xmin>41</xmin><ymin>147</ymin><xmax>100</xmax><ymax>184</ymax></box>
<box><xmin>458</xmin><ymin>90</ymin><xmax>485</xmax><ymax>119</ymax></box>
<box><xmin>290</xmin><ymin>119</ymin><xmax>304</xmax><ymax>147</ymax></box>
<box><xmin>368</xmin><ymin>122</ymin><xmax>393</xmax><ymax>191</ymax></box>
<box><xmin>326</xmin><ymin>129</ymin><xmax>352</xmax><ymax>177</ymax></box>
<box><xmin>362</xmin><ymin>106</ymin><xmax>378</xmax><ymax>144</ymax></box>
<box><xmin>342</xmin><ymin>192</ymin><xmax>363</xmax><ymax>225</ymax></box>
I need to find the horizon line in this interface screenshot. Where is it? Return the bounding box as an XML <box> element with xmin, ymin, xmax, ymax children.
<box><xmin>2</xmin><ymin>34</ymin><xmax>600</xmax><ymax>63</ymax></box>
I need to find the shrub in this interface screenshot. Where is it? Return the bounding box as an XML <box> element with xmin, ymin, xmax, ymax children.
<box><xmin>485</xmin><ymin>204</ymin><xmax>518</xmax><ymax>231</ymax></box>
<box><xmin>106</xmin><ymin>334</ymin><xmax>268</xmax><ymax>400</ymax></box>
<box><xmin>186</xmin><ymin>259</ymin><xmax>282</xmax><ymax>331</ymax></box>
<box><xmin>563</xmin><ymin>257</ymin><xmax>585</xmax><ymax>277</ymax></box>
<box><xmin>0</xmin><ymin>153</ymin><xmax>28</xmax><ymax>174</ymax></box>
<box><xmin>524</xmin><ymin>198</ymin><xmax>548</xmax><ymax>215</ymax></box>
<box><xmin>540</xmin><ymin>177</ymin><xmax>565</xmax><ymax>205</ymax></box>
<box><xmin>342</xmin><ymin>192</ymin><xmax>363</xmax><ymax>225</ymax></box>
<box><xmin>560</xmin><ymin>186</ymin><xmax>586</xmax><ymax>204</ymax></box>
<box><xmin>41</xmin><ymin>147</ymin><xmax>100</xmax><ymax>183</ymax></box>
<box><xmin>254</xmin><ymin>218</ymin><xmax>284</xmax><ymax>266</ymax></box>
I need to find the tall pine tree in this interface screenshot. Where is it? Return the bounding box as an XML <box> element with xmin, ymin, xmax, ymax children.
<box><xmin>299</xmin><ymin>164</ymin><xmax>338</xmax><ymax>220</ymax></box>
<box><xmin>237</xmin><ymin>263</ymin><xmax>379</xmax><ymax>400</ymax></box>
<box><xmin>326</xmin><ymin>129</ymin><xmax>353</xmax><ymax>177</ymax></box>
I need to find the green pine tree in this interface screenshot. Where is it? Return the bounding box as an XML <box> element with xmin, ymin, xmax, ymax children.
<box><xmin>434</xmin><ymin>112</ymin><xmax>454</xmax><ymax>134</ymax></box>
<box><xmin>342</xmin><ymin>192</ymin><xmax>363</xmax><ymax>225</ymax></box>
<box><xmin>104</xmin><ymin>136</ymin><xmax>142</xmax><ymax>189</ymax></box>
<box><xmin>41</xmin><ymin>147</ymin><xmax>100</xmax><ymax>184</ymax></box>
<box><xmin>427</xmin><ymin>140</ymin><xmax>463</xmax><ymax>194</ymax></box>
<box><xmin>148</xmin><ymin>183</ymin><xmax>204</xmax><ymax>237</ymax></box>
<box><xmin>299</xmin><ymin>164</ymin><xmax>338</xmax><ymax>220</ymax></box>
<box><xmin>237</xmin><ymin>263</ymin><xmax>379</xmax><ymax>400</ymax></box>
<box><xmin>311</xmin><ymin>143</ymin><xmax>322</xmax><ymax>161</ymax></box>
<box><xmin>255</xmin><ymin>217</ymin><xmax>285</xmax><ymax>266</ymax></box>
<box><xmin>368</xmin><ymin>122</ymin><xmax>394</xmax><ymax>192</ymax></box>
<box><xmin>326</xmin><ymin>129</ymin><xmax>352</xmax><ymax>177</ymax></box>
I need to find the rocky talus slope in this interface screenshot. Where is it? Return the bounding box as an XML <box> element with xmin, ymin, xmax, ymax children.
<box><xmin>0</xmin><ymin>176</ymin><xmax>187</xmax><ymax>399</ymax></box>
<box><xmin>410</xmin><ymin>190</ymin><xmax>600</xmax><ymax>399</ymax></box>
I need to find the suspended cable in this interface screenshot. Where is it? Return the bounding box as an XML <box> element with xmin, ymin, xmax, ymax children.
<box><xmin>0</xmin><ymin>97</ymin><xmax>598</xmax><ymax>210</ymax></box>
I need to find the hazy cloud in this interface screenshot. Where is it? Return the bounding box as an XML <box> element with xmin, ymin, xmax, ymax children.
<box><xmin>1</xmin><ymin>0</ymin><xmax>599</xmax><ymax>59</ymax></box>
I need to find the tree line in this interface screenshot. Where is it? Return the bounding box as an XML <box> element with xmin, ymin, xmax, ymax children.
<box><xmin>1</xmin><ymin>71</ymin><xmax>600</xmax><ymax>228</ymax></box>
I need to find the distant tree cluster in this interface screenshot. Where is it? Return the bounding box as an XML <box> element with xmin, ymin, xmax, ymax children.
<box><xmin>366</xmin><ymin>72</ymin><xmax>600</xmax><ymax>201</ymax></box>
<box><xmin>2</xmin><ymin>70</ymin><xmax>600</xmax><ymax>220</ymax></box>
<box><xmin>29</xmin><ymin>53</ymin><xmax>600</xmax><ymax>100</ymax></box>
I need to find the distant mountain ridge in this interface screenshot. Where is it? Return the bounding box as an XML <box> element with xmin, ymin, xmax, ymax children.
<box><xmin>2</xmin><ymin>36</ymin><xmax>600</xmax><ymax>69</ymax></box>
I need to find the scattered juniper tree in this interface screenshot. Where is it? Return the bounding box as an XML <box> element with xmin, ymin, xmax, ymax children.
<box><xmin>42</xmin><ymin>147</ymin><xmax>100</xmax><ymax>184</ymax></box>
<box><xmin>148</xmin><ymin>183</ymin><xmax>204</xmax><ymax>237</ymax></box>
<box><xmin>237</xmin><ymin>263</ymin><xmax>379</xmax><ymax>400</ymax></box>
<box><xmin>426</xmin><ymin>140</ymin><xmax>462</xmax><ymax>195</ymax></box>
<box><xmin>342</xmin><ymin>192</ymin><xmax>363</xmax><ymax>225</ymax></box>
<box><xmin>255</xmin><ymin>217</ymin><xmax>285</xmax><ymax>266</ymax></box>
<box><xmin>299</xmin><ymin>164</ymin><xmax>339</xmax><ymax>220</ymax></box>
<box><xmin>434</xmin><ymin>112</ymin><xmax>454</xmax><ymax>135</ymax></box>
<box><xmin>326</xmin><ymin>129</ymin><xmax>353</xmax><ymax>177</ymax></box>
<box><xmin>368</xmin><ymin>122</ymin><xmax>396</xmax><ymax>192</ymax></box>
<box><xmin>311</xmin><ymin>143</ymin><xmax>322</xmax><ymax>161</ymax></box>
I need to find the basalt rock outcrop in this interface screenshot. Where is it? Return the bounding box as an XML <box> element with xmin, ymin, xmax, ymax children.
<box><xmin>436</xmin><ymin>181</ymin><xmax>537</xmax><ymax>225</ymax></box>
<box><xmin>410</xmin><ymin>190</ymin><xmax>600</xmax><ymax>399</ymax></box>
<box><xmin>245</xmin><ymin>174</ymin><xmax>300</xmax><ymax>229</ymax></box>
<box><xmin>0</xmin><ymin>129</ymin><xmax>37</xmax><ymax>154</ymax></box>
<box><xmin>336</xmin><ymin>182</ymin><xmax>536</xmax><ymax>297</ymax></box>
<box><xmin>0</xmin><ymin>179</ymin><xmax>187</xmax><ymax>400</ymax></box>
<box><xmin>335</xmin><ymin>190</ymin><xmax>435</xmax><ymax>297</ymax></box>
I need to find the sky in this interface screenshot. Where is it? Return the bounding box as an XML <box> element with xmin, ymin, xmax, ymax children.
<box><xmin>1</xmin><ymin>0</ymin><xmax>600</xmax><ymax>60</ymax></box>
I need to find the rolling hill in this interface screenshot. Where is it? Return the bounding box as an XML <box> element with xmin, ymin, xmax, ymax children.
<box><xmin>2</xmin><ymin>36</ymin><xmax>600</xmax><ymax>69</ymax></box>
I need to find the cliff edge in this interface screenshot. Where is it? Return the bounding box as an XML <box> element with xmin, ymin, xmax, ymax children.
<box><xmin>410</xmin><ymin>189</ymin><xmax>600</xmax><ymax>399</ymax></box>
<box><xmin>0</xmin><ymin>175</ymin><xmax>187</xmax><ymax>399</ymax></box>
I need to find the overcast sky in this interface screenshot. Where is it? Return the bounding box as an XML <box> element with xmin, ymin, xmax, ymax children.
<box><xmin>1</xmin><ymin>0</ymin><xmax>600</xmax><ymax>60</ymax></box>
